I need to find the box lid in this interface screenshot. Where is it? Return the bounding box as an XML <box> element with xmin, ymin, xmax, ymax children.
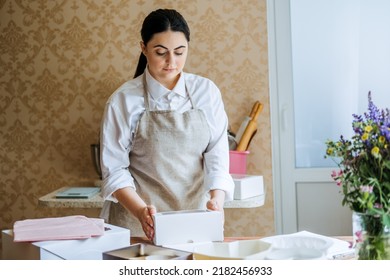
<box><xmin>2</xmin><ymin>223</ymin><xmax>130</xmax><ymax>260</ymax></box>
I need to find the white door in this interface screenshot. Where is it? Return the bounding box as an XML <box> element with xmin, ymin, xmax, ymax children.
<box><xmin>268</xmin><ymin>0</ymin><xmax>390</xmax><ymax>235</ymax></box>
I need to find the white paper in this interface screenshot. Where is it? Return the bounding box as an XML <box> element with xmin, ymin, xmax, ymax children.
<box><xmin>261</xmin><ymin>231</ymin><xmax>354</xmax><ymax>260</ymax></box>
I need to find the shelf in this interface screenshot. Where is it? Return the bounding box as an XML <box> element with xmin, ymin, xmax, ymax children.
<box><xmin>223</xmin><ymin>194</ymin><xmax>265</xmax><ymax>208</ymax></box>
<box><xmin>38</xmin><ymin>187</ymin><xmax>104</xmax><ymax>208</ymax></box>
<box><xmin>39</xmin><ymin>187</ymin><xmax>264</xmax><ymax>209</ymax></box>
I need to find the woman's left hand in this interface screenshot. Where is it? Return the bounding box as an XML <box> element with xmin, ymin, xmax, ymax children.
<box><xmin>207</xmin><ymin>189</ymin><xmax>225</xmax><ymax>224</ymax></box>
<box><xmin>207</xmin><ymin>189</ymin><xmax>225</xmax><ymax>210</ymax></box>
<box><xmin>206</xmin><ymin>199</ymin><xmax>222</xmax><ymax>211</ymax></box>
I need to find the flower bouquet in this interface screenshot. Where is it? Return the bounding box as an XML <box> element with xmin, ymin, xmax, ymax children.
<box><xmin>325</xmin><ymin>92</ymin><xmax>390</xmax><ymax>260</ymax></box>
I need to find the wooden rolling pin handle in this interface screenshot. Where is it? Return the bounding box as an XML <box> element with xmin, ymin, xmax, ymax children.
<box><xmin>249</xmin><ymin>101</ymin><xmax>261</xmax><ymax>118</ymax></box>
<box><xmin>236</xmin><ymin>121</ymin><xmax>257</xmax><ymax>151</ymax></box>
<box><xmin>236</xmin><ymin>103</ymin><xmax>263</xmax><ymax>151</ymax></box>
<box><xmin>252</xmin><ymin>103</ymin><xmax>263</xmax><ymax>121</ymax></box>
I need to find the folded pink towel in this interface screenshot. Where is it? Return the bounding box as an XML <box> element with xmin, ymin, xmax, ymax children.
<box><xmin>13</xmin><ymin>215</ymin><xmax>104</xmax><ymax>242</ymax></box>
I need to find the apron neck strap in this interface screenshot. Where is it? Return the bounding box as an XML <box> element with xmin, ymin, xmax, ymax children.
<box><xmin>142</xmin><ymin>73</ymin><xmax>151</xmax><ymax>111</ymax></box>
<box><xmin>142</xmin><ymin>73</ymin><xmax>196</xmax><ymax>110</ymax></box>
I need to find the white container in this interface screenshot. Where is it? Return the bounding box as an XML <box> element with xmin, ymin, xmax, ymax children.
<box><xmin>232</xmin><ymin>174</ymin><xmax>264</xmax><ymax>199</ymax></box>
<box><xmin>2</xmin><ymin>223</ymin><xmax>130</xmax><ymax>260</ymax></box>
<box><xmin>192</xmin><ymin>239</ymin><xmax>272</xmax><ymax>260</ymax></box>
<box><xmin>152</xmin><ymin>210</ymin><xmax>223</xmax><ymax>246</ymax></box>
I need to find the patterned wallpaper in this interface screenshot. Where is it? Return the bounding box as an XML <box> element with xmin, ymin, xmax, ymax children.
<box><xmin>0</xmin><ymin>0</ymin><xmax>273</xmax><ymax>244</ymax></box>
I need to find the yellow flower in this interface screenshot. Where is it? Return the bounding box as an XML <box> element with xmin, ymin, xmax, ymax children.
<box><xmin>365</xmin><ymin>125</ymin><xmax>373</xmax><ymax>133</ymax></box>
<box><xmin>371</xmin><ymin>146</ymin><xmax>380</xmax><ymax>157</ymax></box>
<box><xmin>362</xmin><ymin>133</ymin><xmax>369</xmax><ymax>141</ymax></box>
<box><xmin>379</xmin><ymin>136</ymin><xmax>385</xmax><ymax>144</ymax></box>
<box><xmin>326</xmin><ymin>147</ymin><xmax>334</xmax><ymax>155</ymax></box>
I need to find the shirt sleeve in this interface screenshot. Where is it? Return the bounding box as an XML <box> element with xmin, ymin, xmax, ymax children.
<box><xmin>100</xmin><ymin>98</ymin><xmax>135</xmax><ymax>203</ymax></box>
<box><xmin>201</xmin><ymin>81</ymin><xmax>235</xmax><ymax>201</ymax></box>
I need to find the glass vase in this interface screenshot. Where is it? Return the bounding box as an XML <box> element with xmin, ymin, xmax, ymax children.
<box><xmin>353</xmin><ymin>212</ymin><xmax>390</xmax><ymax>260</ymax></box>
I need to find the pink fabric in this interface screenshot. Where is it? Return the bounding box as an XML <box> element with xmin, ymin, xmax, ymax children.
<box><xmin>13</xmin><ymin>215</ymin><xmax>104</xmax><ymax>242</ymax></box>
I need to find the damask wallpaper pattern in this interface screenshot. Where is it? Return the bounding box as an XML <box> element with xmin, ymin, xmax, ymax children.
<box><xmin>0</xmin><ymin>0</ymin><xmax>273</xmax><ymax>244</ymax></box>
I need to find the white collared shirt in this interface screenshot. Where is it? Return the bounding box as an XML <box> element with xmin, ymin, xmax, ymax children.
<box><xmin>100</xmin><ymin>68</ymin><xmax>234</xmax><ymax>202</ymax></box>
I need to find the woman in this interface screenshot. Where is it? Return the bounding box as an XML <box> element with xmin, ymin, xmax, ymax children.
<box><xmin>100</xmin><ymin>9</ymin><xmax>234</xmax><ymax>240</ymax></box>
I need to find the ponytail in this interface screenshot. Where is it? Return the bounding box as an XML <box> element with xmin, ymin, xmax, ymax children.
<box><xmin>133</xmin><ymin>52</ymin><xmax>147</xmax><ymax>78</ymax></box>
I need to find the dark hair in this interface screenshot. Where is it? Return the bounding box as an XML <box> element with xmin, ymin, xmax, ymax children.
<box><xmin>133</xmin><ymin>9</ymin><xmax>190</xmax><ymax>78</ymax></box>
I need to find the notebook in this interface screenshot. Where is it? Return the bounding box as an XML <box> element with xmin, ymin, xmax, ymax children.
<box><xmin>56</xmin><ymin>187</ymin><xmax>101</xmax><ymax>199</ymax></box>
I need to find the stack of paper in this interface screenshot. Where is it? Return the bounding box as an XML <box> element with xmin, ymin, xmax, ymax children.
<box><xmin>13</xmin><ymin>215</ymin><xmax>104</xmax><ymax>242</ymax></box>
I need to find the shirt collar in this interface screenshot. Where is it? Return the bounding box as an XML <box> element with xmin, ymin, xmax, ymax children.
<box><xmin>145</xmin><ymin>68</ymin><xmax>186</xmax><ymax>100</ymax></box>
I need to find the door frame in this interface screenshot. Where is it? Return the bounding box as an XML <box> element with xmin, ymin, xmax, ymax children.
<box><xmin>267</xmin><ymin>0</ymin><xmax>335</xmax><ymax>234</ymax></box>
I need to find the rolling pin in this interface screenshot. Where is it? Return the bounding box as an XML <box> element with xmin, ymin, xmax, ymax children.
<box><xmin>235</xmin><ymin>101</ymin><xmax>261</xmax><ymax>144</ymax></box>
<box><xmin>236</xmin><ymin>102</ymin><xmax>263</xmax><ymax>151</ymax></box>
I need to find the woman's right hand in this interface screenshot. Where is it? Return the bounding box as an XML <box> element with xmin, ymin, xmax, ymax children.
<box><xmin>137</xmin><ymin>205</ymin><xmax>157</xmax><ymax>240</ymax></box>
<box><xmin>113</xmin><ymin>187</ymin><xmax>157</xmax><ymax>240</ymax></box>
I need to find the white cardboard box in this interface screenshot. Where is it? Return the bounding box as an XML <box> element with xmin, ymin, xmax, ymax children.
<box><xmin>232</xmin><ymin>174</ymin><xmax>264</xmax><ymax>199</ymax></box>
<box><xmin>152</xmin><ymin>210</ymin><xmax>223</xmax><ymax>246</ymax></box>
<box><xmin>102</xmin><ymin>210</ymin><xmax>224</xmax><ymax>260</ymax></box>
<box><xmin>192</xmin><ymin>239</ymin><xmax>272</xmax><ymax>260</ymax></box>
<box><xmin>2</xmin><ymin>223</ymin><xmax>130</xmax><ymax>260</ymax></box>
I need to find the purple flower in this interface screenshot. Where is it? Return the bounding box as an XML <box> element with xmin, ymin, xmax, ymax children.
<box><xmin>360</xmin><ymin>185</ymin><xmax>373</xmax><ymax>193</ymax></box>
<box><xmin>374</xmin><ymin>203</ymin><xmax>383</xmax><ymax>209</ymax></box>
<box><xmin>365</xmin><ymin>91</ymin><xmax>381</xmax><ymax>124</ymax></box>
<box><xmin>355</xmin><ymin>230</ymin><xmax>363</xmax><ymax>243</ymax></box>
<box><xmin>380</xmin><ymin>117</ymin><xmax>390</xmax><ymax>141</ymax></box>
<box><xmin>352</xmin><ymin>114</ymin><xmax>363</xmax><ymax>134</ymax></box>
<box><xmin>325</xmin><ymin>92</ymin><xmax>390</xmax><ymax>217</ymax></box>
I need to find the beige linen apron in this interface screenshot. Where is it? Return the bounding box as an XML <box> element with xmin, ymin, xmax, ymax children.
<box><xmin>109</xmin><ymin>74</ymin><xmax>211</xmax><ymax>236</ymax></box>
